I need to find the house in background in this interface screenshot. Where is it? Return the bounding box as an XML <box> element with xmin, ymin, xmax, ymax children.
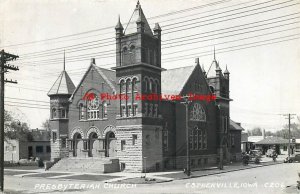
<box><xmin>4</xmin><ymin>129</ymin><xmax>51</xmax><ymax>162</ymax></box>
<box><xmin>254</xmin><ymin>136</ymin><xmax>289</xmax><ymax>155</ymax></box>
<box><xmin>229</xmin><ymin>120</ymin><xmax>244</xmax><ymax>161</ymax></box>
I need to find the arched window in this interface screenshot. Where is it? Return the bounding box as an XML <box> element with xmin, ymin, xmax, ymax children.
<box><xmin>120</xmin><ymin>80</ymin><xmax>125</xmax><ymax>94</ymax></box>
<box><xmin>149</xmin><ymin>79</ymin><xmax>153</xmax><ymax>93</ymax></box>
<box><xmin>122</xmin><ymin>47</ymin><xmax>129</xmax><ymax>66</ymax></box>
<box><xmin>132</xmin><ymin>78</ymin><xmax>138</xmax><ymax>116</ymax></box>
<box><xmin>126</xmin><ymin>79</ymin><xmax>131</xmax><ymax>94</ymax></box>
<box><xmin>144</xmin><ymin>77</ymin><xmax>149</xmax><ymax>93</ymax></box>
<box><xmin>129</xmin><ymin>45</ymin><xmax>135</xmax><ymax>64</ymax></box>
<box><xmin>190</xmin><ymin>103</ymin><xmax>206</xmax><ymax>122</ymax></box>
<box><xmin>132</xmin><ymin>78</ymin><xmax>138</xmax><ymax>92</ymax></box>
<box><xmin>79</xmin><ymin>104</ymin><xmax>85</xmax><ymax>120</ymax></box>
<box><xmin>87</xmin><ymin>93</ymin><xmax>100</xmax><ymax>120</ymax></box>
<box><xmin>61</xmin><ymin>109</ymin><xmax>66</xmax><ymax>118</ymax></box>
<box><xmin>209</xmin><ymin>86</ymin><xmax>215</xmax><ymax>94</ymax></box>
<box><xmin>152</xmin><ymin>80</ymin><xmax>156</xmax><ymax>93</ymax></box>
<box><xmin>52</xmin><ymin>108</ymin><xmax>56</xmax><ymax>119</ymax></box>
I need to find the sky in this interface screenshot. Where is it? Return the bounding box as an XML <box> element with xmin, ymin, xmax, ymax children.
<box><xmin>0</xmin><ymin>0</ymin><xmax>299</xmax><ymax>131</ymax></box>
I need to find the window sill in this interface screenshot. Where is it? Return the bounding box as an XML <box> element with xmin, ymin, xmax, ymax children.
<box><xmin>50</xmin><ymin>118</ymin><xmax>69</xmax><ymax>121</ymax></box>
<box><xmin>79</xmin><ymin>118</ymin><xmax>108</xmax><ymax>122</ymax></box>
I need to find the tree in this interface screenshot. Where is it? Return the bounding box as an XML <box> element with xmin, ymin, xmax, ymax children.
<box><xmin>4</xmin><ymin>110</ymin><xmax>31</xmax><ymax>141</ymax></box>
<box><xmin>42</xmin><ymin>119</ymin><xmax>50</xmax><ymax>131</ymax></box>
<box><xmin>247</xmin><ymin>127</ymin><xmax>262</xmax><ymax>136</ymax></box>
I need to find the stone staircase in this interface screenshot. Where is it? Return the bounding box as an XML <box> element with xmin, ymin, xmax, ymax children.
<box><xmin>49</xmin><ymin>157</ymin><xmax>120</xmax><ymax>173</ymax></box>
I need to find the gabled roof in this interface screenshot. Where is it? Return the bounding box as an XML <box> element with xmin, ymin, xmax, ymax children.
<box><xmin>161</xmin><ymin>65</ymin><xmax>196</xmax><ymax>95</ymax></box>
<box><xmin>47</xmin><ymin>71</ymin><xmax>75</xmax><ymax>96</ymax></box>
<box><xmin>69</xmin><ymin>63</ymin><xmax>116</xmax><ymax>101</ymax></box>
<box><xmin>255</xmin><ymin>136</ymin><xmax>289</xmax><ymax>145</ymax></box>
<box><xmin>93</xmin><ymin>65</ymin><xmax>116</xmax><ymax>92</ymax></box>
<box><xmin>124</xmin><ymin>1</ymin><xmax>153</xmax><ymax>36</ymax></box>
<box><xmin>230</xmin><ymin>119</ymin><xmax>244</xmax><ymax>131</ymax></box>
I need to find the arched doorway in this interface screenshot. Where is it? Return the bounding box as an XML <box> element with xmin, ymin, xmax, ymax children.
<box><xmin>73</xmin><ymin>133</ymin><xmax>82</xmax><ymax>157</ymax></box>
<box><xmin>105</xmin><ymin>132</ymin><xmax>116</xmax><ymax>157</ymax></box>
<box><xmin>88</xmin><ymin>132</ymin><xmax>98</xmax><ymax>157</ymax></box>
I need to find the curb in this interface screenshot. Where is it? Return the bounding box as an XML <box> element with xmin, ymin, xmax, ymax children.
<box><xmin>178</xmin><ymin>161</ymin><xmax>284</xmax><ymax>180</ymax></box>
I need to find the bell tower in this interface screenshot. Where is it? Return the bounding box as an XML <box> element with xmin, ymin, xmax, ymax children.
<box><xmin>112</xmin><ymin>1</ymin><xmax>164</xmax><ymax>172</ymax></box>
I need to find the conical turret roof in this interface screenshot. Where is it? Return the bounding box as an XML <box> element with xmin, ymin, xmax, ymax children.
<box><xmin>124</xmin><ymin>1</ymin><xmax>153</xmax><ymax>36</ymax></box>
<box><xmin>47</xmin><ymin>71</ymin><xmax>75</xmax><ymax>96</ymax></box>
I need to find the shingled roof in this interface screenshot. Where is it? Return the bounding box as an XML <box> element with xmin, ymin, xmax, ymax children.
<box><xmin>161</xmin><ymin>65</ymin><xmax>196</xmax><ymax>95</ymax></box>
<box><xmin>230</xmin><ymin>119</ymin><xmax>244</xmax><ymax>131</ymax></box>
<box><xmin>47</xmin><ymin>71</ymin><xmax>75</xmax><ymax>96</ymax></box>
<box><xmin>93</xmin><ymin>65</ymin><xmax>116</xmax><ymax>92</ymax></box>
<box><xmin>255</xmin><ymin>137</ymin><xmax>289</xmax><ymax>145</ymax></box>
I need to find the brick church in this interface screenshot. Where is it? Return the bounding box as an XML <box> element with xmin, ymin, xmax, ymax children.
<box><xmin>47</xmin><ymin>1</ymin><xmax>242</xmax><ymax>172</ymax></box>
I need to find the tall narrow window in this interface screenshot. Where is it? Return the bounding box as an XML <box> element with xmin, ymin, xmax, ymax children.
<box><xmin>132</xmin><ymin>134</ymin><xmax>137</xmax><ymax>145</ymax></box>
<box><xmin>149</xmin><ymin>80</ymin><xmax>153</xmax><ymax>93</ymax></box>
<box><xmin>121</xmin><ymin>105</ymin><xmax>126</xmax><ymax>117</ymax></box>
<box><xmin>121</xmin><ymin>140</ymin><xmax>126</xmax><ymax>151</ymax></box>
<box><xmin>52</xmin><ymin>132</ymin><xmax>57</xmax><ymax>143</ymax></box>
<box><xmin>122</xmin><ymin>47</ymin><xmax>129</xmax><ymax>66</ymax></box>
<box><xmin>198</xmin><ymin>129</ymin><xmax>202</xmax><ymax>149</ymax></box>
<box><xmin>129</xmin><ymin>45</ymin><xmax>135</xmax><ymax>64</ymax></box>
<box><xmin>52</xmin><ymin>108</ymin><xmax>56</xmax><ymax>119</ymax></box>
<box><xmin>103</xmin><ymin>101</ymin><xmax>107</xmax><ymax>118</ymax></box>
<box><xmin>154</xmin><ymin>104</ymin><xmax>158</xmax><ymax>117</ymax></box>
<box><xmin>128</xmin><ymin>105</ymin><xmax>132</xmax><ymax>117</ymax></box>
<box><xmin>120</xmin><ymin>80</ymin><xmax>125</xmax><ymax>94</ymax></box>
<box><xmin>203</xmin><ymin>129</ymin><xmax>207</xmax><ymax>149</ymax></box>
<box><xmin>61</xmin><ymin>109</ymin><xmax>66</xmax><ymax>118</ymax></box>
<box><xmin>79</xmin><ymin>104</ymin><xmax>85</xmax><ymax>120</ymax></box>
<box><xmin>133</xmin><ymin>104</ymin><xmax>138</xmax><ymax>116</ymax></box>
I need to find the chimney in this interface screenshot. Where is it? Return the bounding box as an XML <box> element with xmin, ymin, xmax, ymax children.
<box><xmin>91</xmin><ymin>58</ymin><xmax>95</xmax><ymax>65</ymax></box>
<box><xmin>262</xmin><ymin>129</ymin><xmax>265</xmax><ymax>139</ymax></box>
<box><xmin>195</xmin><ymin>58</ymin><xmax>199</xmax><ymax>65</ymax></box>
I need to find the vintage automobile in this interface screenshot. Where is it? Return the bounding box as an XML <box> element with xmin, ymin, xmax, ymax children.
<box><xmin>249</xmin><ymin>149</ymin><xmax>262</xmax><ymax>156</ymax></box>
<box><xmin>284</xmin><ymin>154</ymin><xmax>300</xmax><ymax>163</ymax></box>
<box><xmin>249</xmin><ymin>150</ymin><xmax>262</xmax><ymax>164</ymax></box>
<box><xmin>266</xmin><ymin>149</ymin><xmax>277</xmax><ymax>157</ymax></box>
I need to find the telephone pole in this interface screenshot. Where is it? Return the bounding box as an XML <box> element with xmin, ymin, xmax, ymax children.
<box><xmin>0</xmin><ymin>49</ymin><xmax>19</xmax><ymax>192</ymax></box>
<box><xmin>282</xmin><ymin>113</ymin><xmax>296</xmax><ymax>161</ymax></box>
<box><xmin>181</xmin><ymin>95</ymin><xmax>191</xmax><ymax>176</ymax></box>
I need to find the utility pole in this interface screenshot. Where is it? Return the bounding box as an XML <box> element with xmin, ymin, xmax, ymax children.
<box><xmin>0</xmin><ymin>50</ymin><xmax>19</xmax><ymax>192</ymax></box>
<box><xmin>281</xmin><ymin>113</ymin><xmax>296</xmax><ymax>161</ymax></box>
<box><xmin>181</xmin><ymin>96</ymin><xmax>191</xmax><ymax>176</ymax></box>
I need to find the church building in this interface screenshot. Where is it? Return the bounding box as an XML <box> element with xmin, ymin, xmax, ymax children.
<box><xmin>47</xmin><ymin>2</ymin><xmax>242</xmax><ymax>172</ymax></box>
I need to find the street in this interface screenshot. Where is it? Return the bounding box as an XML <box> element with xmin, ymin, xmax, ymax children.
<box><xmin>2</xmin><ymin>163</ymin><xmax>299</xmax><ymax>194</ymax></box>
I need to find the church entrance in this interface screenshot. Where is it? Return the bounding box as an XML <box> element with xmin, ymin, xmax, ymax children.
<box><xmin>88</xmin><ymin>132</ymin><xmax>99</xmax><ymax>157</ymax></box>
<box><xmin>105</xmin><ymin>132</ymin><xmax>116</xmax><ymax>157</ymax></box>
<box><xmin>73</xmin><ymin>133</ymin><xmax>82</xmax><ymax>157</ymax></box>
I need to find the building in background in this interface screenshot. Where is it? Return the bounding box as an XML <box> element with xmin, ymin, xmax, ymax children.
<box><xmin>4</xmin><ymin>129</ymin><xmax>51</xmax><ymax>162</ymax></box>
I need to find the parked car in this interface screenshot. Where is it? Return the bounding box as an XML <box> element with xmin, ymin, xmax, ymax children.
<box><xmin>284</xmin><ymin>154</ymin><xmax>300</xmax><ymax>163</ymax></box>
<box><xmin>266</xmin><ymin>149</ymin><xmax>277</xmax><ymax>157</ymax></box>
<box><xmin>249</xmin><ymin>149</ymin><xmax>262</xmax><ymax>157</ymax></box>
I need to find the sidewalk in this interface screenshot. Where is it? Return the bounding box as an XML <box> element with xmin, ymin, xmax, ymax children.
<box><xmin>110</xmin><ymin>159</ymin><xmax>284</xmax><ymax>183</ymax></box>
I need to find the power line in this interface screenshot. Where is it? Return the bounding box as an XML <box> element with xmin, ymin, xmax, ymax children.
<box><xmin>0</xmin><ymin>0</ymin><xmax>231</xmax><ymax>48</ymax></box>
<box><xmin>20</xmin><ymin>11</ymin><xmax>300</xmax><ymax>62</ymax></box>
<box><xmin>16</xmin><ymin>0</ymin><xmax>294</xmax><ymax>59</ymax></box>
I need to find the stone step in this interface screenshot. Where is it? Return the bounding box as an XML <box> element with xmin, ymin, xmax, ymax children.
<box><xmin>49</xmin><ymin>157</ymin><xmax>120</xmax><ymax>173</ymax></box>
